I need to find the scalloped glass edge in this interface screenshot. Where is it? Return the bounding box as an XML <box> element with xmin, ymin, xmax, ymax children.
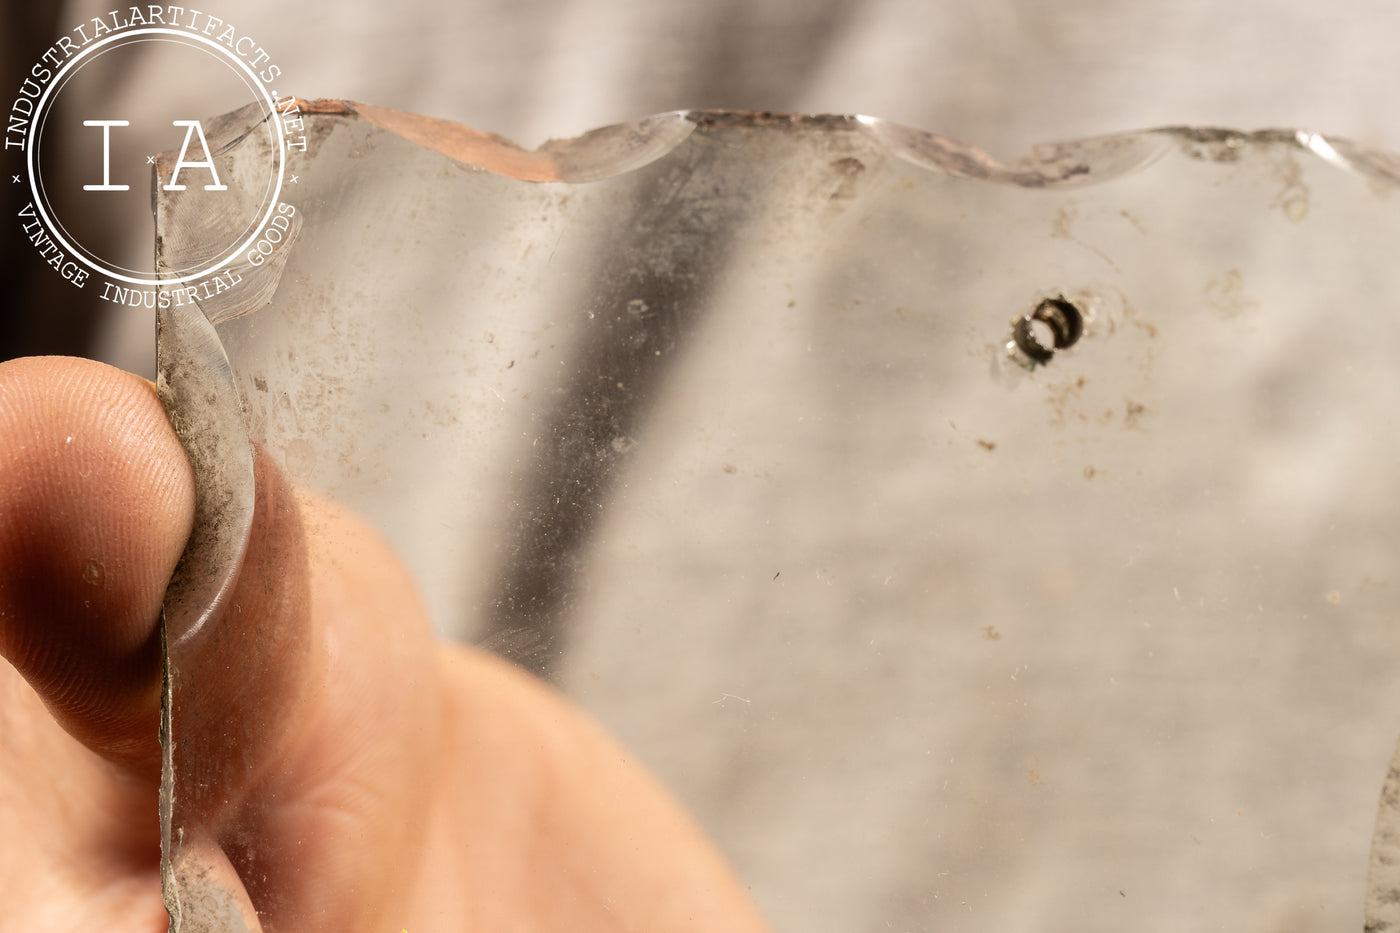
<box><xmin>153</xmin><ymin>103</ymin><xmax>1400</xmax><ymax>933</ymax></box>
<box><xmin>327</xmin><ymin>99</ymin><xmax>1400</xmax><ymax>189</ymax></box>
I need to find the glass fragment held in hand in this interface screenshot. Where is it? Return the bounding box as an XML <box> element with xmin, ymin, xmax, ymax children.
<box><xmin>154</xmin><ymin>101</ymin><xmax>1400</xmax><ymax>933</ymax></box>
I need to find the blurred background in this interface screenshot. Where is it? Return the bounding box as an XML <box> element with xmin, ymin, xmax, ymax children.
<box><xmin>6</xmin><ymin>0</ymin><xmax>1400</xmax><ymax>373</ymax></box>
<box><xmin>6</xmin><ymin>3</ymin><xmax>1400</xmax><ymax>932</ymax></box>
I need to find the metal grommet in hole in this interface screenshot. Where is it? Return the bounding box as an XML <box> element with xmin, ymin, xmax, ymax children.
<box><xmin>1010</xmin><ymin>296</ymin><xmax>1083</xmax><ymax>364</ymax></box>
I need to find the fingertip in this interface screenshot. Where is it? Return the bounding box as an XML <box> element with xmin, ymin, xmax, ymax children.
<box><xmin>0</xmin><ymin>356</ymin><xmax>195</xmax><ymax>773</ymax></box>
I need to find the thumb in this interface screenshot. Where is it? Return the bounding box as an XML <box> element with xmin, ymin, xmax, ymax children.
<box><xmin>0</xmin><ymin>355</ymin><xmax>195</xmax><ymax>779</ymax></box>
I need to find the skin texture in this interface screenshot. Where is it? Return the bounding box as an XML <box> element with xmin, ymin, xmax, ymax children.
<box><xmin>0</xmin><ymin>356</ymin><xmax>771</xmax><ymax>933</ymax></box>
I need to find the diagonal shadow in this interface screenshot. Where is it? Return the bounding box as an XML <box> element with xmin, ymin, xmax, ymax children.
<box><xmin>479</xmin><ymin>128</ymin><xmax>761</xmax><ymax>679</ymax></box>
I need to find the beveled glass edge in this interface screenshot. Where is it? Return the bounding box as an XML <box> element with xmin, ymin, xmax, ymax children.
<box><xmin>279</xmin><ymin>99</ymin><xmax>1400</xmax><ymax>189</ymax></box>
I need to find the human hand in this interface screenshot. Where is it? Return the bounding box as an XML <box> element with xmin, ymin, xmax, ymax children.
<box><xmin>0</xmin><ymin>356</ymin><xmax>770</xmax><ymax>932</ymax></box>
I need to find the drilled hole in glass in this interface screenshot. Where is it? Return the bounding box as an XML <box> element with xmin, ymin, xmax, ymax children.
<box><xmin>1011</xmin><ymin>297</ymin><xmax>1083</xmax><ymax>364</ymax></box>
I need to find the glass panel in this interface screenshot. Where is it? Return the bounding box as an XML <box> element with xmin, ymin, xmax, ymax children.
<box><xmin>155</xmin><ymin>101</ymin><xmax>1400</xmax><ymax>932</ymax></box>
